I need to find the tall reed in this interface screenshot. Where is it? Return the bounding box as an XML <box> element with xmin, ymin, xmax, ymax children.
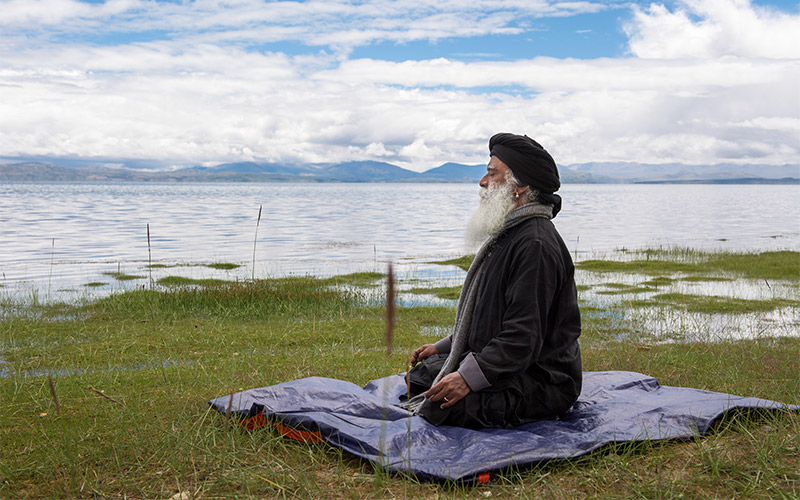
<box><xmin>385</xmin><ymin>262</ymin><xmax>395</xmax><ymax>356</ymax></box>
<box><xmin>47</xmin><ymin>238</ymin><xmax>54</xmax><ymax>301</ymax></box>
<box><xmin>147</xmin><ymin>224</ymin><xmax>153</xmax><ymax>289</ymax></box>
<box><xmin>252</xmin><ymin>205</ymin><xmax>262</xmax><ymax>281</ymax></box>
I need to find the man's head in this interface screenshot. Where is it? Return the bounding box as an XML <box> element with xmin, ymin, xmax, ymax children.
<box><xmin>466</xmin><ymin>133</ymin><xmax>561</xmax><ymax>248</ymax></box>
<box><xmin>487</xmin><ymin>133</ymin><xmax>560</xmax><ymax>195</ymax></box>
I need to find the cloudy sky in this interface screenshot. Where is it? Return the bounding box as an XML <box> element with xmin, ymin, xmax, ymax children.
<box><xmin>0</xmin><ymin>0</ymin><xmax>798</xmax><ymax>172</ymax></box>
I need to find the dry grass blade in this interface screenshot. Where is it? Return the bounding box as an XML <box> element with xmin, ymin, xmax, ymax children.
<box><xmin>252</xmin><ymin>205</ymin><xmax>262</xmax><ymax>281</ymax></box>
<box><xmin>385</xmin><ymin>262</ymin><xmax>395</xmax><ymax>356</ymax></box>
<box><xmin>147</xmin><ymin>223</ymin><xmax>153</xmax><ymax>289</ymax></box>
<box><xmin>226</xmin><ymin>392</ymin><xmax>234</xmax><ymax>428</ymax></box>
<box><xmin>88</xmin><ymin>386</ymin><xmax>125</xmax><ymax>407</ymax></box>
<box><xmin>47</xmin><ymin>374</ymin><xmax>61</xmax><ymax>415</ymax></box>
<box><xmin>47</xmin><ymin>238</ymin><xmax>54</xmax><ymax>300</ymax></box>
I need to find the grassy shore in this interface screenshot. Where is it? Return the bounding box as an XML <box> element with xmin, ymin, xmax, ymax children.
<box><xmin>1</xmin><ymin>249</ymin><xmax>798</xmax><ymax>499</ymax></box>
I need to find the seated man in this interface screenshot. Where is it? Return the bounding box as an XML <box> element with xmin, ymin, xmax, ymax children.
<box><xmin>403</xmin><ymin>132</ymin><xmax>582</xmax><ymax>429</ymax></box>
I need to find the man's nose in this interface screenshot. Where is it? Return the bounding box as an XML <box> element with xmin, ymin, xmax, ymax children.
<box><xmin>479</xmin><ymin>174</ymin><xmax>488</xmax><ymax>188</ymax></box>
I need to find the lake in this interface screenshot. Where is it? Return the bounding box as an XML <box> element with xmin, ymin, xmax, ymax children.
<box><xmin>1</xmin><ymin>182</ymin><xmax>798</xmax><ymax>303</ymax></box>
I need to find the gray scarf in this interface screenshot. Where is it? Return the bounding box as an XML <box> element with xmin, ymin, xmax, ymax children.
<box><xmin>401</xmin><ymin>201</ymin><xmax>553</xmax><ymax>415</ymax></box>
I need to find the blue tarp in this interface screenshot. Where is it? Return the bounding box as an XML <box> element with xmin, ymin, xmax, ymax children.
<box><xmin>208</xmin><ymin>371</ymin><xmax>797</xmax><ymax>482</ymax></box>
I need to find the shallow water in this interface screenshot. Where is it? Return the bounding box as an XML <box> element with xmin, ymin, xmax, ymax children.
<box><xmin>1</xmin><ymin>182</ymin><xmax>798</xmax><ymax>305</ymax></box>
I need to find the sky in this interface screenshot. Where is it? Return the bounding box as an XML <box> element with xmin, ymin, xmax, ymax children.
<box><xmin>0</xmin><ymin>0</ymin><xmax>798</xmax><ymax>172</ymax></box>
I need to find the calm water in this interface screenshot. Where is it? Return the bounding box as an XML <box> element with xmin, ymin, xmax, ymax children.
<box><xmin>1</xmin><ymin>182</ymin><xmax>799</xmax><ymax>303</ymax></box>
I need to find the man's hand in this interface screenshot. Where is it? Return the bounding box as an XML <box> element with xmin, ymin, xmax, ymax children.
<box><xmin>410</xmin><ymin>344</ymin><xmax>438</xmax><ymax>367</ymax></box>
<box><xmin>425</xmin><ymin>372</ymin><xmax>470</xmax><ymax>409</ymax></box>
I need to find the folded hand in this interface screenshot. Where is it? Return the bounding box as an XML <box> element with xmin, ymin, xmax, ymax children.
<box><xmin>425</xmin><ymin>372</ymin><xmax>470</xmax><ymax>409</ymax></box>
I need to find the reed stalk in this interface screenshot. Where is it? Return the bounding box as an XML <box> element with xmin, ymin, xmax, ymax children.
<box><xmin>47</xmin><ymin>374</ymin><xmax>60</xmax><ymax>415</ymax></box>
<box><xmin>252</xmin><ymin>205</ymin><xmax>262</xmax><ymax>281</ymax></box>
<box><xmin>147</xmin><ymin>224</ymin><xmax>153</xmax><ymax>289</ymax></box>
<box><xmin>378</xmin><ymin>262</ymin><xmax>396</xmax><ymax>469</ymax></box>
<box><xmin>88</xmin><ymin>386</ymin><xmax>125</xmax><ymax>407</ymax></box>
<box><xmin>47</xmin><ymin>238</ymin><xmax>54</xmax><ymax>301</ymax></box>
<box><xmin>385</xmin><ymin>262</ymin><xmax>395</xmax><ymax>356</ymax></box>
<box><xmin>225</xmin><ymin>392</ymin><xmax>234</xmax><ymax>428</ymax></box>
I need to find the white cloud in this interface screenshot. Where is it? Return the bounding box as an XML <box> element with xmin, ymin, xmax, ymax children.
<box><xmin>0</xmin><ymin>0</ymin><xmax>797</xmax><ymax>171</ymax></box>
<box><xmin>0</xmin><ymin>0</ymin><xmax>608</xmax><ymax>51</ymax></box>
<box><xmin>625</xmin><ymin>0</ymin><xmax>800</xmax><ymax>59</ymax></box>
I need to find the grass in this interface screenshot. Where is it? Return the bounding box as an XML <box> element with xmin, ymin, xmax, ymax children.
<box><xmin>146</xmin><ymin>263</ymin><xmax>241</xmax><ymax>270</ymax></box>
<box><xmin>578</xmin><ymin>249</ymin><xmax>800</xmax><ymax>281</ymax></box>
<box><xmin>102</xmin><ymin>272</ymin><xmax>145</xmax><ymax>281</ymax></box>
<box><xmin>2</xmin><ymin>248</ymin><xmax>799</xmax><ymax>499</ymax></box>
<box><xmin>406</xmin><ymin>285</ymin><xmax>462</xmax><ymax>300</ymax></box>
<box><xmin>157</xmin><ymin>276</ymin><xmax>233</xmax><ymax>287</ymax></box>
<box><xmin>317</xmin><ymin>271</ymin><xmax>385</xmax><ymax>287</ymax></box>
<box><xmin>596</xmin><ymin>283</ymin><xmax>654</xmax><ymax>295</ymax></box>
<box><xmin>631</xmin><ymin>293</ymin><xmax>798</xmax><ymax>314</ymax></box>
<box><xmin>83</xmin><ymin>282</ymin><xmax>107</xmax><ymax>287</ymax></box>
<box><xmin>430</xmin><ymin>255</ymin><xmax>474</xmax><ymax>271</ymax></box>
<box><xmin>205</xmin><ymin>262</ymin><xmax>241</xmax><ymax>270</ymax></box>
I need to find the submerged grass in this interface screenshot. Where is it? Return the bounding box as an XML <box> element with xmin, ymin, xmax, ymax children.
<box><xmin>631</xmin><ymin>293</ymin><xmax>798</xmax><ymax>314</ymax></box>
<box><xmin>578</xmin><ymin>249</ymin><xmax>800</xmax><ymax>281</ymax></box>
<box><xmin>2</xmin><ymin>249</ymin><xmax>799</xmax><ymax>499</ymax></box>
<box><xmin>430</xmin><ymin>255</ymin><xmax>474</xmax><ymax>271</ymax></box>
<box><xmin>102</xmin><ymin>272</ymin><xmax>145</xmax><ymax>281</ymax></box>
<box><xmin>406</xmin><ymin>285</ymin><xmax>462</xmax><ymax>300</ymax></box>
<box><xmin>205</xmin><ymin>262</ymin><xmax>241</xmax><ymax>270</ymax></box>
<box><xmin>317</xmin><ymin>271</ymin><xmax>385</xmax><ymax>287</ymax></box>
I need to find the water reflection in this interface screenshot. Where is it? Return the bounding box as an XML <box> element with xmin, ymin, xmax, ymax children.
<box><xmin>1</xmin><ymin>182</ymin><xmax>798</xmax><ymax>309</ymax></box>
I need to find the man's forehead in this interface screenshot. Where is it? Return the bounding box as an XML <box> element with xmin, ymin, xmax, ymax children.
<box><xmin>487</xmin><ymin>156</ymin><xmax>509</xmax><ymax>171</ymax></box>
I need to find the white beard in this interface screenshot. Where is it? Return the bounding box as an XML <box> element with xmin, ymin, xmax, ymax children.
<box><xmin>464</xmin><ymin>182</ymin><xmax>516</xmax><ymax>251</ymax></box>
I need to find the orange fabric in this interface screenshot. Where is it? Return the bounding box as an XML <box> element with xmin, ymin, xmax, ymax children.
<box><xmin>241</xmin><ymin>413</ymin><xmax>269</xmax><ymax>430</ymax></box>
<box><xmin>240</xmin><ymin>413</ymin><xmax>323</xmax><ymax>443</ymax></box>
<box><xmin>477</xmin><ymin>473</ymin><xmax>490</xmax><ymax>484</ymax></box>
<box><xmin>271</xmin><ymin>421</ymin><xmax>323</xmax><ymax>443</ymax></box>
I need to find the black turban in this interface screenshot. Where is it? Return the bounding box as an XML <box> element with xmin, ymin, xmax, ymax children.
<box><xmin>489</xmin><ymin>133</ymin><xmax>560</xmax><ymax>194</ymax></box>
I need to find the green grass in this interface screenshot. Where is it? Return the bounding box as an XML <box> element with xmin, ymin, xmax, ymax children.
<box><xmin>580</xmin><ymin>249</ymin><xmax>800</xmax><ymax>281</ymax></box>
<box><xmin>83</xmin><ymin>282</ymin><xmax>107</xmax><ymax>287</ymax></box>
<box><xmin>205</xmin><ymin>262</ymin><xmax>241</xmax><ymax>270</ymax></box>
<box><xmin>596</xmin><ymin>284</ymin><xmax>653</xmax><ymax>295</ymax></box>
<box><xmin>318</xmin><ymin>271</ymin><xmax>385</xmax><ymax>287</ymax></box>
<box><xmin>632</xmin><ymin>293</ymin><xmax>798</xmax><ymax>314</ymax></box>
<box><xmin>578</xmin><ymin>259</ymin><xmax>701</xmax><ymax>275</ymax></box>
<box><xmin>430</xmin><ymin>255</ymin><xmax>474</xmax><ymax>271</ymax></box>
<box><xmin>102</xmin><ymin>272</ymin><xmax>145</xmax><ymax>281</ymax></box>
<box><xmin>157</xmin><ymin>276</ymin><xmax>233</xmax><ymax>287</ymax></box>
<box><xmin>406</xmin><ymin>285</ymin><xmax>462</xmax><ymax>300</ymax></box>
<box><xmin>707</xmin><ymin>250</ymin><xmax>800</xmax><ymax>281</ymax></box>
<box><xmin>2</xmin><ymin>251</ymin><xmax>799</xmax><ymax>499</ymax></box>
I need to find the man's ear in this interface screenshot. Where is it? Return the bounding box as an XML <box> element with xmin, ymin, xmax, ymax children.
<box><xmin>515</xmin><ymin>186</ymin><xmax>530</xmax><ymax>198</ymax></box>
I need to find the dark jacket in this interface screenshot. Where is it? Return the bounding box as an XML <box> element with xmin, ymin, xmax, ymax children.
<box><xmin>465</xmin><ymin>216</ymin><xmax>582</xmax><ymax>419</ymax></box>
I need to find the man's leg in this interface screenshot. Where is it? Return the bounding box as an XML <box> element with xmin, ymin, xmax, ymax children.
<box><xmin>419</xmin><ymin>389</ymin><xmax>523</xmax><ymax>429</ymax></box>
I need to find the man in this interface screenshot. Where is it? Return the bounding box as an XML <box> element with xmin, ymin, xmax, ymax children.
<box><xmin>402</xmin><ymin>133</ymin><xmax>582</xmax><ymax>429</ymax></box>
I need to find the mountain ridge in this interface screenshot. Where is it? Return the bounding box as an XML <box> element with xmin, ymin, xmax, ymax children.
<box><xmin>1</xmin><ymin>160</ymin><xmax>797</xmax><ymax>184</ymax></box>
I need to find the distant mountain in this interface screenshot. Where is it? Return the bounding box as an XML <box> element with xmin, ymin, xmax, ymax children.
<box><xmin>1</xmin><ymin>160</ymin><xmax>797</xmax><ymax>184</ymax></box>
<box><xmin>314</xmin><ymin>161</ymin><xmax>420</xmax><ymax>182</ymax></box>
<box><xmin>418</xmin><ymin>162</ymin><xmax>486</xmax><ymax>182</ymax></box>
<box><xmin>195</xmin><ymin>161</ymin><xmax>288</xmax><ymax>174</ymax></box>
<box><xmin>562</xmin><ymin>162</ymin><xmax>799</xmax><ymax>183</ymax></box>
